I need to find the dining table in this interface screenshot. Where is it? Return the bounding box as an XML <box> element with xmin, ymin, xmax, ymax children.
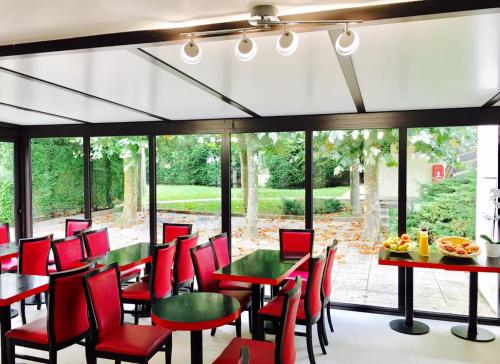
<box><xmin>379</xmin><ymin>249</ymin><xmax>500</xmax><ymax>342</ymax></box>
<box><xmin>213</xmin><ymin>249</ymin><xmax>309</xmax><ymax>339</ymax></box>
<box><xmin>85</xmin><ymin>242</ymin><xmax>152</xmax><ymax>271</ymax></box>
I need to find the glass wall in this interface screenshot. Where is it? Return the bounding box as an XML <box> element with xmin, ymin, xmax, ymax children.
<box><xmin>408</xmin><ymin>126</ymin><xmax>499</xmax><ymax>317</ymax></box>
<box><xmin>231</xmin><ymin>132</ymin><xmax>305</xmax><ymax>259</ymax></box>
<box><xmin>0</xmin><ymin>142</ymin><xmax>15</xmax><ymax>239</ymax></box>
<box><xmin>91</xmin><ymin>136</ymin><xmax>149</xmax><ymax>248</ymax></box>
<box><xmin>31</xmin><ymin>138</ymin><xmax>84</xmax><ymax>239</ymax></box>
<box><xmin>156</xmin><ymin>135</ymin><xmax>221</xmax><ymax>243</ymax></box>
<box><xmin>313</xmin><ymin>129</ymin><xmax>399</xmax><ymax>307</ymax></box>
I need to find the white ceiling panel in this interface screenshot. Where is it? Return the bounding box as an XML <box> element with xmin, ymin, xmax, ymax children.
<box><xmin>352</xmin><ymin>13</ymin><xmax>500</xmax><ymax>111</ymax></box>
<box><xmin>0</xmin><ymin>104</ymin><xmax>80</xmax><ymax>125</ymax></box>
<box><xmin>0</xmin><ymin>49</ymin><xmax>249</xmax><ymax>120</ymax></box>
<box><xmin>144</xmin><ymin>30</ymin><xmax>357</xmax><ymax>116</ymax></box>
<box><xmin>0</xmin><ymin>70</ymin><xmax>157</xmax><ymax>123</ymax></box>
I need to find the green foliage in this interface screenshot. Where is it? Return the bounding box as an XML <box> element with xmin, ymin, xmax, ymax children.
<box><xmin>0</xmin><ymin>143</ymin><xmax>14</xmax><ymax>224</ymax></box>
<box><xmin>406</xmin><ymin>172</ymin><xmax>476</xmax><ymax>240</ymax></box>
<box><xmin>281</xmin><ymin>198</ymin><xmax>304</xmax><ymax>215</ymax></box>
<box><xmin>281</xmin><ymin>197</ymin><xmax>344</xmax><ymax>216</ymax></box>
<box><xmin>315</xmin><ymin>198</ymin><xmax>343</xmax><ymax>214</ymax></box>
<box><xmin>265</xmin><ymin>134</ymin><xmax>305</xmax><ymax>189</ymax></box>
<box><xmin>91</xmin><ymin>154</ymin><xmax>124</xmax><ymax>210</ymax></box>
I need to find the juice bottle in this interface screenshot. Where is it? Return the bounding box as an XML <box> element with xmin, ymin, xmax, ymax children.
<box><xmin>418</xmin><ymin>227</ymin><xmax>429</xmax><ymax>257</ymax></box>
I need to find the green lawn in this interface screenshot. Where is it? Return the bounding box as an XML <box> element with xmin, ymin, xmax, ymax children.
<box><xmin>156</xmin><ymin>185</ymin><xmax>349</xmax><ymax>215</ymax></box>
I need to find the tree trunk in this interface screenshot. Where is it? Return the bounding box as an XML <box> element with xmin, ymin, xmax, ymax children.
<box><xmin>350</xmin><ymin>156</ymin><xmax>361</xmax><ymax>216</ymax></box>
<box><xmin>236</xmin><ymin>135</ymin><xmax>249</xmax><ymax>212</ymax></box>
<box><xmin>121</xmin><ymin>154</ymin><xmax>139</xmax><ymax>226</ymax></box>
<box><xmin>361</xmin><ymin>146</ymin><xmax>382</xmax><ymax>242</ymax></box>
<box><xmin>136</xmin><ymin>148</ymin><xmax>146</xmax><ymax>212</ymax></box>
<box><xmin>245</xmin><ymin>135</ymin><xmax>259</xmax><ymax>239</ymax></box>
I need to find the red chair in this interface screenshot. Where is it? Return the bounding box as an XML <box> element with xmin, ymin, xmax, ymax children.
<box><xmin>191</xmin><ymin>242</ymin><xmax>252</xmax><ymax>337</ymax></box>
<box><xmin>280</xmin><ymin>229</ymin><xmax>314</xmax><ymax>281</ymax></box>
<box><xmin>0</xmin><ymin>223</ymin><xmax>17</xmax><ymax>273</ymax></box>
<box><xmin>210</xmin><ymin>233</ymin><xmax>251</xmax><ymax>291</ymax></box>
<box><xmin>82</xmin><ymin>228</ymin><xmax>141</xmax><ymax>283</ymax></box>
<box><xmin>0</xmin><ymin>223</ymin><xmax>10</xmax><ymax>244</ymax></box>
<box><xmin>65</xmin><ymin>218</ymin><xmax>92</xmax><ymax>237</ymax></box>
<box><xmin>321</xmin><ymin>241</ymin><xmax>338</xmax><ymax>340</ymax></box>
<box><xmin>83</xmin><ymin>264</ymin><xmax>172</xmax><ymax>364</ymax></box>
<box><xmin>122</xmin><ymin>242</ymin><xmax>176</xmax><ymax>324</ymax></box>
<box><xmin>163</xmin><ymin>222</ymin><xmax>192</xmax><ymax>244</ymax></box>
<box><xmin>172</xmin><ymin>233</ymin><xmax>198</xmax><ymax>294</ymax></box>
<box><xmin>6</xmin><ymin>264</ymin><xmax>91</xmax><ymax>364</ymax></box>
<box><xmin>52</xmin><ymin>235</ymin><xmax>86</xmax><ymax>271</ymax></box>
<box><xmin>212</xmin><ymin>277</ymin><xmax>302</xmax><ymax>364</ymax></box>
<box><xmin>18</xmin><ymin>235</ymin><xmax>54</xmax><ymax>324</ymax></box>
<box><xmin>260</xmin><ymin>255</ymin><xmax>327</xmax><ymax>364</ymax></box>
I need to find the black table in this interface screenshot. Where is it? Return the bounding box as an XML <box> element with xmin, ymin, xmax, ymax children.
<box><xmin>379</xmin><ymin>250</ymin><xmax>500</xmax><ymax>342</ymax></box>
<box><xmin>152</xmin><ymin>292</ymin><xmax>240</xmax><ymax>364</ymax></box>
<box><xmin>213</xmin><ymin>249</ymin><xmax>309</xmax><ymax>339</ymax></box>
<box><xmin>86</xmin><ymin>242</ymin><xmax>151</xmax><ymax>271</ymax></box>
<box><xmin>0</xmin><ymin>273</ymin><xmax>49</xmax><ymax>364</ymax></box>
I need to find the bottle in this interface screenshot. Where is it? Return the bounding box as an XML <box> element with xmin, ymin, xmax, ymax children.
<box><xmin>418</xmin><ymin>227</ymin><xmax>429</xmax><ymax>257</ymax></box>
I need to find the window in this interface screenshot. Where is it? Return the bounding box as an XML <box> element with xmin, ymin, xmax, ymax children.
<box><xmin>0</xmin><ymin>142</ymin><xmax>15</xmax><ymax>239</ymax></box>
<box><xmin>91</xmin><ymin>136</ymin><xmax>149</xmax><ymax>248</ymax></box>
<box><xmin>156</xmin><ymin>135</ymin><xmax>222</xmax><ymax>243</ymax></box>
<box><xmin>31</xmin><ymin>138</ymin><xmax>84</xmax><ymax>239</ymax></box>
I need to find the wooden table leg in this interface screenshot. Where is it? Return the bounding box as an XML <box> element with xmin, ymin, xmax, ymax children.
<box><xmin>0</xmin><ymin>305</ymin><xmax>12</xmax><ymax>364</ymax></box>
<box><xmin>190</xmin><ymin>330</ymin><xmax>202</xmax><ymax>364</ymax></box>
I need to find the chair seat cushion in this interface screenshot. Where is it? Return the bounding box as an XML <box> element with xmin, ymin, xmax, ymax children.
<box><xmin>120</xmin><ymin>267</ymin><xmax>142</xmax><ymax>282</ymax></box>
<box><xmin>218</xmin><ymin>280</ymin><xmax>252</xmax><ymax>291</ymax></box>
<box><xmin>212</xmin><ymin>337</ymin><xmax>275</xmax><ymax>364</ymax></box>
<box><xmin>286</xmin><ymin>270</ymin><xmax>308</xmax><ymax>282</ymax></box>
<box><xmin>122</xmin><ymin>282</ymin><xmax>150</xmax><ymax>302</ymax></box>
<box><xmin>277</xmin><ymin>279</ymin><xmax>306</xmax><ymax>298</ymax></box>
<box><xmin>1</xmin><ymin>258</ymin><xmax>18</xmax><ymax>272</ymax></box>
<box><xmin>96</xmin><ymin>325</ymin><xmax>171</xmax><ymax>357</ymax></box>
<box><xmin>218</xmin><ymin>290</ymin><xmax>251</xmax><ymax>308</ymax></box>
<box><xmin>6</xmin><ymin>317</ymin><xmax>48</xmax><ymax>344</ymax></box>
<box><xmin>259</xmin><ymin>296</ymin><xmax>306</xmax><ymax>321</ymax></box>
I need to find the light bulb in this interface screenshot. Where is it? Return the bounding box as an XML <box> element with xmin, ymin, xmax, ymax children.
<box><xmin>335</xmin><ymin>30</ymin><xmax>360</xmax><ymax>56</ymax></box>
<box><xmin>277</xmin><ymin>30</ymin><xmax>299</xmax><ymax>56</ymax></box>
<box><xmin>180</xmin><ymin>40</ymin><xmax>202</xmax><ymax>64</ymax></box>
<box><xmin>235</xmin><ymin>37</ymin><xmax>257</xmax><ymax>62</ymax></box>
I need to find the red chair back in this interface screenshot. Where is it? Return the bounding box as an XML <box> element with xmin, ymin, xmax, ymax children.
<box><xmin>48</xmin><ymin>264</ymin><xmax>91</xmax><ymax>344</ymax></box>
<box><xmin>191</xmin><ymin>242</ymin><xmax>218</xmax><ymax>293</ymax></box>
<box><xmin>163</xmin><ymin>223</ymin><xmax>192</xmax><ymax>244</ymax></box>
<box><xmin>52</xmin><ymin>236</ymin><xmax>86</xmax><ymax>271</ymax></box>
<box><xmin>150</xmin><ymin>242</ymin><xmax>176</xmax><ymax>303</ymax></box>
<box><xmin>276</xmin><ymin>277</ymin><xmax>302</xmax><ymax>364</ymax></box>
<box><xmin>173</xmin><ymin>233</ymin><xmax>198</xmax><ymax>287</ymax></box>
<box><xmin>279</xmin><ymin>229</ymin><xmax>314</xmax><ymax>271</ymax></box>
<box><xmin>82</xmin><ymin>228</ymin><xmax>110</xmax><ymax>258</ymax></box>
<box><xmin>322</xmin><ymin>240</ymin><xmax>338</xmax><ymax>303</ymax></box>
<box><xmin>66</xmin><ymin>218</ymin><xmax>92</xmax><ymax>238</ymax></box>
<box><xmin>210</xmin><ymin>233</ymin><xmax>230</xmax><ymax>269</ymax></box>
<box><xmin>0</xmin><ymin>223</ymin><xmax>10</xmax><ymax>244</ymax></box>
<box><xmin>304</xmin><ymin>254</ymin><xmax>326</xmax><ymax>320</ymax></box>
<box><xmin>18</xmin><ymin>235</ymin><xmax>52</xmax><ymax>276</ymax></box>
<box><xmin>83</xmin><ymin>264</ymin><xmax>123</xmax><ymax>342</ymax></box>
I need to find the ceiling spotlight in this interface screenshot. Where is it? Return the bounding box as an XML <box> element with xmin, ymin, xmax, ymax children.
<box><xmin>277</xmin><ymin>26</ymin><xmax>299</xmax><ymax>56</ymax></box>
<box><xmin>235</xmin><ymin>32</ymin><xmax>257</xmax><ymax>62</ymax></box>
<box><xmin>180</xmin><ymin>37</ymin><xmax>202</xmax><ymax>64</ymax></box>
<box><xmin>335</xmin><ymin>26</ymin><xmax>360</xmax><ymax>56</ymax></box>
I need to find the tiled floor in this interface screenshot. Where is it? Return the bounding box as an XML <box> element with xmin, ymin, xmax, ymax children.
<box><xmin>8</xmin><ymin>302</ymin><xmax>500</xmax><ymax>363</ymax></box>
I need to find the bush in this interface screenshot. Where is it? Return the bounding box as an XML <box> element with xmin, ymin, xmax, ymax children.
<box><xmin>0</xmin><ymin>180</ymin><xmax>14</xmax><ymax>224</ymax></box>
<box><xmin>281</xmin><ymin>197</ymin><xmax>344</xmax><ymax>216</ymax></box>
<box><xmin>266</xmin><ymin>138</ymin><xmax>305</xmax><ymax>189</ymax></box>
<box><xmin>281</xmin><ymin>198</ymin><xmax>304</xmax><ymax>215</ymax></box>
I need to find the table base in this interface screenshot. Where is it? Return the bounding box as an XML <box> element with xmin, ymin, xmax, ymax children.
<box><xmin>190</xmin><ymin>330</ymin><xmax>202</xmax><ymax>364</ymax></box>
<box><xmin>451</xmin><ymin>325</ymin><xmax>495</xmax><ymax>342</ymax></box>
<box><xmin>390</xmin><ymin>319</ymin><xmax>429</xmax><ymax>335</ymax></box>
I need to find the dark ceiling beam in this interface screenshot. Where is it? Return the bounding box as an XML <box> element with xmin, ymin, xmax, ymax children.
<box><xmin>482</xmin><ymin>91</ymin><xmax>500</xmax><ymax>107</ymax></box>
<box><xmin>0</xmin><ymin>66</ymin><xmax>168</xmax><ymax>121</ymax></box>
<box><xmin>0</xmin><ymin>1</ymin><xmax>499</xmax><ymax>57</ymax></box>
<box><xmin>132</xmin><ymin>48</ymin><xmax>260</xmax><ymax>117</ymax></box>
<box><xmin>328</xmin><ymin>29</ymin><xmax>365</xmax><ymax>113</ymax></box>
<box><xmin>0</xmin><ymin>101</ymin><xmax>88</xmax><ymax>124</ymax></box>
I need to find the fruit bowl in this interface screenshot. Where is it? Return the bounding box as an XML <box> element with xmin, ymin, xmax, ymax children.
<box><xmin>382</xmin><ymin>234</ymin><xmax>415</xmax><ymax>254</ymax></box>
<box><xmin>386</xmin><ymin>243</ymin><xmax>415</xmax><ymax>254</ymax></box>
<box><xmin>436</xmin><ymin>236</ymin><xmax>480</xmax><ymax>258</ymax></box>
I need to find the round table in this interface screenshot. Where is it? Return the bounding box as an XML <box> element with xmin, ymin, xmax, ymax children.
<box><xmin>152</xmin><ymin>292</ymin><xmax>241</xmax><ymax>364</ymax></box>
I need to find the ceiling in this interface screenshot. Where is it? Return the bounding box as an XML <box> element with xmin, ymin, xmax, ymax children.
<box><xmin>0</xmin><ymin>3</ymin><xmax>498</xmax><ymax>125</ymax></box>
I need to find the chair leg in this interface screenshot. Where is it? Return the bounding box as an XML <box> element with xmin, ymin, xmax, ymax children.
<box><xmin>317</xmin><ymin>320</ymin><xmax>327</xmax><ymax>355</ymax></box>
<box><xmin>248</xmin><ymin>310</ymin><xmax>253</xmax><ymax>334</ymax></box>
<box><xmin>20</xmin><ymin>299</ymin><xmax>26</xmax><ymax>325</ymax></box>
<box><xmin>211</xmin><ymin>328</ymin><xmax>217</xmax><ymax>336</ymax></box>
<box><xmin>49</xmin><ymin>350</ymin><xmax>57</xmax><ymax>364</ymax></box>
<box><xmin>189</xmin><ymin>282</ymin><xmax>194</xmax><ymax>293</ymax></box>
<box><xmin>321</xmin><ymin>309</ymin><xmax>329</xmax><ymax>346</ymax></box>
<box><xmin>134</xmin><ymin>305</ymin><xmax>139</xmax><ymax>325</ymax></box>
<box><xmin>306</xmin><ymin>324</ymin><xmax>316</xmax><ymax>364</ymax></box>
<box><xmin>7</xmin><ymin>341</ymin><xmax>15</xmax><ymax>364</ymax></box>
<box><xmin>115</xmin><ymin>361</ymin><xmax>121</xmax><ymax>364</ymax></box>
<box><xmin>165</xmin><ymin>334</ymin><xmax>172</xmax><ymax>364</ymax></box>
<box><xmin>326</xmin><ymin>303</ymin><xmax>334</xmax><ymax>332</ymax></box>
<box><xmin>235</xmin><ymin>317</ymin><xmax>242</xmax><ymax>338</ymax></box>
<box><xmin>85</xmin><ymin>346</ymin><xmax>97</xmax><ymax>364</ymax></box>
<box><xmin>36</xmin><ymin>293</ymin><xmax>42</xmax><ymax>310</ymax></box>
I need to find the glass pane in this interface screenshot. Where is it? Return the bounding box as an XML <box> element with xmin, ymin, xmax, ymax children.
<box><xmin>156</xmin><ymin>135</ymin><xmax>221</xmax><ymax>243</ymax></box>
<box><xmin>0</xmin><ymin>142</ymin><xmax>15</xmax><ymax>239</ymax></box>
<box><xmin>231</xmin><ymin>132</ymin><xmax>305</xmax><ymax>259</ymax></box>
<box><xmin>91</xmin><ymin>136</ymin><xmax>149</xmax><ymax>248</ymax></box>
<box><xmin>313</xmin><ymin>129</ymin><xmax>399</xmax><ymax>308</ymax></box>
<box><xmin>408</xmin><ymin>125</ymin><xmax>499</xmax><ymax>318</ymax></box>
<box><xmin>32</xmin><ymin>138</ymin><xmax>84</xmax><ymax>239</ymax></box>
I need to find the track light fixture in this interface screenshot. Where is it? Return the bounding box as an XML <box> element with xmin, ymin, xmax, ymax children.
<box><xmin>179</xmin><ymin>5</ymin><xmax>362</xmax><ymax>64</ymax></box>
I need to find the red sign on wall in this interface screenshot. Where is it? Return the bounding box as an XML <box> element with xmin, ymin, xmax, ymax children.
<box><xmin>432</xmin><ymin>164</ymin><xmax>444</xmax><ymax>181</ymax></box>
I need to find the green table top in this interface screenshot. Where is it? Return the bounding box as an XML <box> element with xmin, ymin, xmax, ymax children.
<box><xmin>152</xmin><ymin>292</ymin><xmax>240</xmax><ymax>331</ymax></box>
<box><xmin>0</xmin><ymin>242</ymin><xmax>18</xmax><ymax>260</ymax></box>
<box><xmin>213</xmin><ymin>249</ymin><xmax>309</xmax><ymax>286</ymax></box>
<box><xmin>89</xmin><ymin>242</ymin><xmax>151</xmax><ymax>270</ymax></box>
